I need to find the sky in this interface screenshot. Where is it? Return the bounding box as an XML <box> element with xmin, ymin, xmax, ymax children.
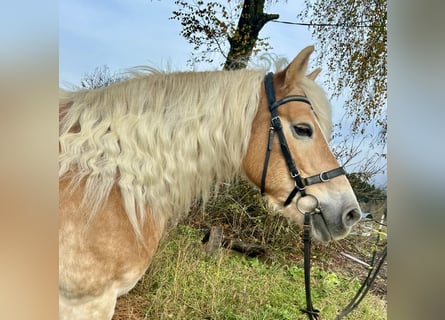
<box><xmin>59</xmin><ymin>0</ymin><xmax>386</xmax><ymax>187</ymax></box>
<box><xmin>59</xmin><ymin>0</ymin><xmax>314</xmax><ymax>87</ymax></box>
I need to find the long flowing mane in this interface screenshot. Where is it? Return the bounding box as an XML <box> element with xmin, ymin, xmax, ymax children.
<box><xmin>59</xmin><ymin>67</ymin><xmax>332</xmax><ymax>237</ymax></box>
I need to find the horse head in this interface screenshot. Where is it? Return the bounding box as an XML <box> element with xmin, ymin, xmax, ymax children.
<box><xmin>243</xmin><ymin>46</ymin><xmax>361</xmax><ymax>242</ymax></box>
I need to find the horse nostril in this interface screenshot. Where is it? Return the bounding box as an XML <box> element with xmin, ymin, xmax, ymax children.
<box><xmin>344</xmin><ymin>209</ymin><xmax>361</xmax><ymax>227</ymax></box>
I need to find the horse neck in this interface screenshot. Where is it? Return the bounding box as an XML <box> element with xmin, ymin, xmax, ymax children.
<box><xmin>168</xmin><ymin>69</ymin><xmax>263</xmax><ymax>183</ymax></box>
<box><xmin>139</xmin><ymin>70</ymin><xmax>264</xmax><ymax>217</ymax></box>
<box><xmin>59</xmin><ymin>69</ymin><xmax>265</xmax><ymax>228</ymax></box>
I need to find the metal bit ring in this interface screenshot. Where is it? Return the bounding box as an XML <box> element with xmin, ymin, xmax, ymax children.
<box><xmin>296</xmin><ymin>194</ymin><xmax>320</xmax><ymax>215</ymax></box>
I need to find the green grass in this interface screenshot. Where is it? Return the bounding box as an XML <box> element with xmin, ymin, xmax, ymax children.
<box><xmin>130</xmin><ymin>225</ymin><xmax>386</xmax><ymax>320</ymax></box>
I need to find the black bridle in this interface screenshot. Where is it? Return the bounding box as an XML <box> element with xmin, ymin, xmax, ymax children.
<box><xmin>260</xmin><ymin>72</ymin><xmax>345</xmax><ymax>208</ymax></box>
<box><xmin>260</xmin><ymin>72</ymin><xmax>386</xmax><ymax>320</ymax></box>
<box><xmin>261</xmin><ymin>72</ymin><xmax>347</xmax><ymax>320</ymax></box>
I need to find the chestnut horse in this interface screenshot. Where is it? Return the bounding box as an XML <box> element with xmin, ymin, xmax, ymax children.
<box><xmin>59</xmin><ymin>46</ymin><xmax>361</xmax><ymax>319</ymax></box>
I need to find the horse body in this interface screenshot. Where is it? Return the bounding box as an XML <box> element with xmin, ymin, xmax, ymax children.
<box><xmin>59</xmin><ymin>46</ymin><xmax>361</xmax><ymax>319</ymax></box>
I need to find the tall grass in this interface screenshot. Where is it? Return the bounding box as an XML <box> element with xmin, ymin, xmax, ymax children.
<box><xmin>127</xmin><ymin>225</ymin><xmax>386</xmax><ymax>320</ymax></box>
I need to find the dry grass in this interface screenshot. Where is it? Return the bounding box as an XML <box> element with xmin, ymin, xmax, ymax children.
<box><xmin>114</xmin><ymin>225</ymin><xmax>386</xmax><ymax>320</ymax></box>
<box><xmin>113</xmin><ymin>180</ymin><xmax>387</xmax><ymax>319</ymax></box>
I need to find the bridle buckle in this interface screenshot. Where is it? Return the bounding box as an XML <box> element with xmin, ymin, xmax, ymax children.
<box><xmin>271</xmin><ymin>116</ymin><xmax>282</xmax><ymax>129</ymax></box>
<box><xmin>319</xmin><ymin>171</ymin><xmax>329</xmax><ymax>182</ymax></box>
<box><xmin>291</xmin><ymin>171</ymin><xmax>300</xmax><ymax>179</ymax></box>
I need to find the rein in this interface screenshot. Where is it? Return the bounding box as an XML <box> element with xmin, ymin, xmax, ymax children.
<box><xmin>302</xmin><ymin>211</ymin><xmax>388</xmax><ymax>320</ymax></box>
<box><xmin>301</xmin><ymin>211</ymin><xmax>320</xmax><ymax>319</ymax></box>
<box><xmin>336</xmin><ymin>211</ymin><xmax>388</xmax><ymax>319</ymax></box>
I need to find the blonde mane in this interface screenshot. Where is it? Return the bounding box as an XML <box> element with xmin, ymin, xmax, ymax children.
<box><xmin>59</xmin><ymin>67</ymin><xmax>332</xmax><ymax>238</ymax></box>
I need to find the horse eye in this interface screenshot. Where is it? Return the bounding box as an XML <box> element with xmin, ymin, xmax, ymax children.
<box><xmin>292</xmin><ymin>124</ymin><xmax>313</xmax><ymax>138</ymax></box>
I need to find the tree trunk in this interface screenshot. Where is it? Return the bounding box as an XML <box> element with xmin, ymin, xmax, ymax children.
<box><xmin>223</xmin><ymin>0</ymin><xmax>279</xmax><ymax>70</ymax></box>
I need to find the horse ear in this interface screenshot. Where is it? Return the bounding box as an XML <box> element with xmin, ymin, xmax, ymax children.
<box><xmin>285</xmin><ymin>45</ymin><xmax>315</xmax><ymax>86</ymax></box>
<box><xmin>307</xmin><ymin>67</ymin><xmax>321</xmax><ymax>81</ymax></box>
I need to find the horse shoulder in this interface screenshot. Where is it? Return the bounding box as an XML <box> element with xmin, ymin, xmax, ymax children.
<box><xmin>59</xmin><ymin>178</ymin><xmax>164</xmax><ymax>305</ymax></box>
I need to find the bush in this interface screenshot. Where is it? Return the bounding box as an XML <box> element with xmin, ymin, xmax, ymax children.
<box><xmin>184</xmin><ymin>179</ymin><xmax>303</xmax><ymax>260</ymax></box>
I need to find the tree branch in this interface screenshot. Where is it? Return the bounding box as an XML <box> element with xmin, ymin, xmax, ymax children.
<box><xmin>224</xmin><ymin>0</ymin><xmax>279</xmax><ymax>70</ymax></box>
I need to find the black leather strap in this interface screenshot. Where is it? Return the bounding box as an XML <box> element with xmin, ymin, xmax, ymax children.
<box><xmin>264</xmin><ymin>72</ymin><xmax>277</xmax><ymax>108</ymax></box>
<box><xmin>271</xmin><ymin>95</ymin><xmax>312</xmax><ymax>112</ymax></box>
<box><xmin>300</xmin><ymin>212</ymin><xmax>320</xmax><ymax>320</ymax></box>
<box><xmin>304</xmin><ymin>167</ymin><xmax>346</xmax><ymax>186</ymax></box>
<box><xmin>262</xmin><ymin>73</ymin><xmax>310</xmax><ymax>204</ymax></box>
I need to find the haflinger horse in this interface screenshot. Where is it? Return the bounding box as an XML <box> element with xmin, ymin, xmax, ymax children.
<box><xmin>59</xmin><ymin>46</ymin><xmax>361</xmax><ymax>319</ymax></box>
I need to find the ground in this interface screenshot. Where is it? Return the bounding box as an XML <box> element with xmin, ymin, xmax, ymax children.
<box><xmin>112</xmin><ymin>223</ymin><xmax>387</xmax><ymax>319</ymax></box>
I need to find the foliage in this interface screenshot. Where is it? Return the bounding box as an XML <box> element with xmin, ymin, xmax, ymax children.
<box><xmin>171</xmin><ymin>0</ymin><xmax>234</xmax><ymax>65</ymax></box>
<box><xmin>171</xmin><ymin>0</ymin><xmax>278</xmax><ymax>68</ymax></box>
<box><xmin>118</xmin><ymin>225</ymin><xmax>386</xmax><ymax>319</ymax></box>
<box><xmin>80</xmin><ymin>65</ymin><xmax>125</xmax><ymax>89</ymax></box>
<box><xmin>331</xmin><ymin>128</ymin><xmax>387</xmax><ymax>187</ymax></box>
<box><xmin>347</xmin><ymin>172</ymin><xmax>386</xmax><ymax>203</ymax></box>
<box><xmin>298</xmin><ymin>0</ymin><xmax>387</xmax><ymax>140</ymax></box>
<box><xmin>185</xmin><ymin>180</ymin><xmax>303</xmax><ymax>258</ymax></box>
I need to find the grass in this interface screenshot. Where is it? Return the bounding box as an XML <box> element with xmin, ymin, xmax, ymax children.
<box><xmin>123</xmin><ymin>225</ymin><xmax>386</xmax><ymax>320</ymax></box>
